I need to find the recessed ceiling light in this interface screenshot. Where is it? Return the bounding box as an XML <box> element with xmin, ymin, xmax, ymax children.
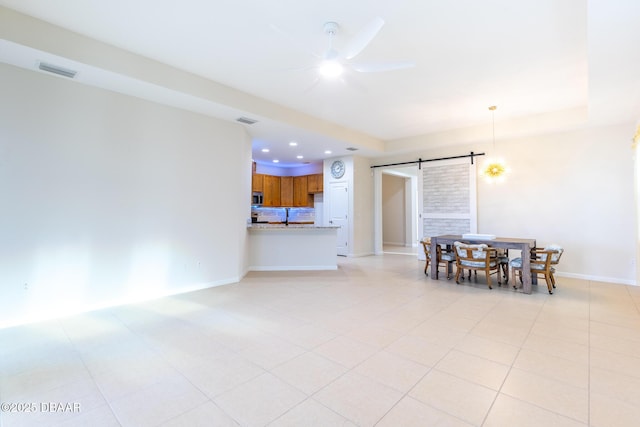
<box><xmin>273</xmin><ymin>159</ymin><xmax>279</xmax><ymax>163</ymax></box>
<box><xmin>261</xmin><ymin>148</ymin><xmax>270</xmax><ymax>153</ymax></box>
<box><xmin>289</xmin><ymin>141</ymin><xmax>298</xmax><ymax>146</ymax></box>
<box><xmin>324</xmin><ymin>150</ymin><xmax>332</xmax><ymax>154</ymax></box>
<box><xmin>296</xmin><ymin>155</ymin><xmax>304</xmax><ymax>159</ymax></box>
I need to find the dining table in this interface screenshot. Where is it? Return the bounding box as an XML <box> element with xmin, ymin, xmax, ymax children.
<box><xmin>430</xmin><ymin>234</ymin><xmax>538</xmax><ymax>294</ymax></box>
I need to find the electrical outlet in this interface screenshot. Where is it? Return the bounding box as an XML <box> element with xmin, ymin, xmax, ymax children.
<box><xmin>24</xmin><ymin>283</ymin><xmax>28</xmax><ymax>290</ymax></box>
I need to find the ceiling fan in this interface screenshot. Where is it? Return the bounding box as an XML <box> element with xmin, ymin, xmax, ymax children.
<box><xmin>317</xmin><ymin>17</ymin><xmax>414</xmax><ymax>78</ymax></box>
<box><xmin>274</xmin><ymin>17</ymin><xmax>414</xmax><ymax>80</ymax></box>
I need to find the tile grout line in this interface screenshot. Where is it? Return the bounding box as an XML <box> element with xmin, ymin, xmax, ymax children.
<box><xmin>57</xmin><ymin>315</ymin><xmax>125</xmax><ymax>427</ymax></box>
<box><xmin>106</xmin><ymin>309</ymin><xmax>246</xmax><ymax>427</ymax></box>
<box><xmin>479</xmin><ymin>292</ymin><xmax>547</xmax><ymax>426</ymax></box>
<box><xmin>371</xmin><ymin>283</ymin><xmax>511</xmax><ymax>426</ymax></box>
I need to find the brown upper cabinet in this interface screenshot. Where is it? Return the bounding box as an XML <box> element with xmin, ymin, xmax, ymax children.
<box><xmin>252</xmin><ymin>172</ymin><xmax>323</xmax><ymax>207</ymax></box>
<box><xmin>262</xmin><ymin>175</ymin><xmax>281</xmax><ymax>206</ymax></box>
<box><xmin>293</xmin><ymin>175</ymin><xmax>313</xmax><ymax>207</ymax></box>
<box><xmin>307</xmin><ymin>173</ymin><xmax>323</xmax><ymax>193</ymax></box>
<box><xmin>280</xmin><ymin>176</ymin><xmax>293</xmax><ymax>207</ymax></box>
<box><xmin>252</xmin><ymin>173</ymin><xmax>264</xmax><ymax>192</ymax></box>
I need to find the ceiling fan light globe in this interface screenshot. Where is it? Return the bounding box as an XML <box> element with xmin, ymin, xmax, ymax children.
<box><xmin>319</xmin><ymin>60</ymin><xmax>344</xmax><ymax>78</ymax></box>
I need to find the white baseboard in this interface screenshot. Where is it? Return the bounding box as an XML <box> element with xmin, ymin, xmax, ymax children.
<box><xmin>383</xmin><ymin>241</ymin><xmax>407</xmax><ymax>247</ymax></box>
<box><xmin>346</xmin><ymin>252</ymin><xmax>376</xmax><ymax>258</ymax></box>
<box><xmin>248</xmin><ymin>265</ymin><xmax>338</xmax><ymax>271</ymax></box>
<box><xmin>555</xmin><ymin>272</ymin><xmax>637</xmax><ymax>286</ymax></box>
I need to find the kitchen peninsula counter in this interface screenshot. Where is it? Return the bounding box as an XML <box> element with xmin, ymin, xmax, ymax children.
<box><xmin>247</xmin><ymin>224</ymin><xmax>339</xmax><ymax>271</ymax></box>
<box><xmin>248</xmin><ymin>224</ymin><xmax>338</xmax><ymax>229</ymax></box>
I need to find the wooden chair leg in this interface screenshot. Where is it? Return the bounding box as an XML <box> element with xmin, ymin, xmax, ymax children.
<box><xmin>511</xmin><ymin>267</ymin><xmax>520</xmax><ymax>290</ymax></box>
<box><xmin>455</xmin><ymin>266</ymin><xmax>461</xmax><ymax>284</ymax></box>
<box><xmin>424</xmin><ymin>259</ymin><xmax>429</xmax><ymax>275</ymax></box>
<box><xmin>545</xmin><ymin>274</ymin><xmax>553</xmax><ymax>294</ymax></box>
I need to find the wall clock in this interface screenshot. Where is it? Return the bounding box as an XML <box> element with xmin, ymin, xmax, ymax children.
<box><xmin>330</xmin><ymin>160</ymin><xmax>345</xmax><ymax>179</ymax></box>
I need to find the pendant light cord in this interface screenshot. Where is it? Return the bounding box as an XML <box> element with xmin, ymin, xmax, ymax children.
<box><xmin>489</xmin><ymin>105</ymin><xmax>497</xmax><ymax>151</ymax></box>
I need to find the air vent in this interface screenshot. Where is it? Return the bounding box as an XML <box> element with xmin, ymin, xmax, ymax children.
<box><xmin>346</xmin><ymin>147</ymin><xmax>359</xmax><ymax>151</ymax></box>
<box><xmin>236</xmin><ymin>116</ymin><xmax>258</xmax><ymax>125</ymax></box>
<box><xmin>38</xmin><ymin>62</ymin><xmax>77</xmax><ymax>79</ymax></box>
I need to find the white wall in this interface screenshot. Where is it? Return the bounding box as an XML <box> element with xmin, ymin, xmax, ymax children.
<box><xmin>321</xmin><ymin>155</ymin><xmax>374</xmax><ymax>257</ymax></box>
<box><xmin>479</xmin><ymin>124</ymin><xmax>635</xmax><ymax>284</ymax></box>
<box><xmin>352</xmin><ymin>156</ymin><xmax>375</xmax><ymax>257</ymax></box>
<box><xmin>376</xmin><ymin>122</ymin><xmax>636</xmax><ymax>284</ymax></box>
<box><xmin>0</xmin><ymin>63</ymin><xmax>252</xmax><ymax>327</ymax></box>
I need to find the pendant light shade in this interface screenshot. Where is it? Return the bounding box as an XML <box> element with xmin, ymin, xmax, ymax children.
<box><xmin>482</xmin><ymin>106</ymin><xmax>508</xmax><ymax>183</ymax></box>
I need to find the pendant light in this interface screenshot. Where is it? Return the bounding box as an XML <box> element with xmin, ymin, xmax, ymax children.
<box><xmin>482</xmin><ymin>105</ymin><xmax>508</xmax><ymax>182</ymax></box>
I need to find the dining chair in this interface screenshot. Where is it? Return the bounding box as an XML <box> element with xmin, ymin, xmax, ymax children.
<box><xmin>420</xmin><ymin>239</ymin><xmax>455</xmax><ymax>279</ymax></box>
<box><xmin>509</xmin><ymin>247</ymin><xmax>561</xmax><ymax>294</ymax></box>
<box><xmin>453</xmin><ymin>241</ymin><xmax>501</xmax><ymax>289</ymax></box>
<box><xmin>544</xmin><ymin>244</ymin><xmax>564</xmax><ymax>289</ymax></box>
<box><xmin>496</xmin><ymin>248</ymin><xmax>510</xmax><ymax>284</ymax></box>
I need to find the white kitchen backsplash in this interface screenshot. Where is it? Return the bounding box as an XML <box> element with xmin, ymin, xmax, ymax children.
<box><xmin>251</xmin><ymin>207</ymin><xmax>315</xmax><ymax>223</ymax></box>
<box><xmin>288</xmin><ymin>208</ymin><xmax>315</xmax><ymax>223</ymax></box>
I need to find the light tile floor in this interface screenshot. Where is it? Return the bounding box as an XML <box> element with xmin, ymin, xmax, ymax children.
<box><xmin>1</xmin><ymin>254</ymin><xmax>640</xmax><ymax>426</ymax></box>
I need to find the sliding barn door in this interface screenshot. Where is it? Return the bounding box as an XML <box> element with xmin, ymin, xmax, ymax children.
<box><xmin>417</xmin><ymin>158</ymin><xmax>477</xmax><ymax>259</ymax></box>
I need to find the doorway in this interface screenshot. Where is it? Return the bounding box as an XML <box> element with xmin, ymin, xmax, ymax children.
<box><xmin>374</xmin><ymin>158</ymin><xmax>478</xmax><ymax>258</ymax></box>
<box><xmin>380</xmin><ymin>166</ymin><xmax>419</xmax><ymax>255</ymax></box>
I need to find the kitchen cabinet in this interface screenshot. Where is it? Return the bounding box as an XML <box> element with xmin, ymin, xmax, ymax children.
<box><xmin>252</xmin><ymin>173</ymin><xmax>264</xmax><ymax>192</ymax></box>
<box><xmin>293</xmin><ymin>175</ymin><xmax>312</xmax><ymax>206</ymax></box>
<box><xmin>280</xmin><ymin>176</ymin><xmax>293</xmax><ymax>206</ymax></box>
<box><xmin>263</xmin><ymin>175</ymin><xmax>281</xmax><ymax>206</ymax></box>
<box><xmin>252</xmin><ymin>172</ymin><xmax>322</xmax><ymax>207</ymax></box>
<box><xmin>307</xmin><ymin>173</ymin><xmax>323</xmax><ymax>193</ymax></box>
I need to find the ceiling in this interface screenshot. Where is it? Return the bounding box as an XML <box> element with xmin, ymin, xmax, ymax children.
<box><xmin>1</xmin><ymin>0</ymin><xmax>639</xmax><ymax>168</ymax></box>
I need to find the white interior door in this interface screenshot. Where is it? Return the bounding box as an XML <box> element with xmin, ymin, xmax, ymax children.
<box><xmin>329</xmin><ymin>182</ymin><xmax>349</xmax><ymax>256</ymax></box>
<box><xmin>417</xmin><ymin>158</ymin><xmax>477</xmax><ymax>259</ymax></box>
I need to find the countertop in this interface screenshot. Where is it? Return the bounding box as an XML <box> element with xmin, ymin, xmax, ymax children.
<box><xmin>248</xmin><ymin>224</ymin><xmax>339</xmax><ymax>230</ymax></box>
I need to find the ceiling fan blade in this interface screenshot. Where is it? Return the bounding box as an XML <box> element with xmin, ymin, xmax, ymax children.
<box><xmin>303</xmin><ymin>77</ymin><xmax>321</xmax><ymax>93</ymax></box>
<box><xmin>352</xmin><ymin>61</ymin><xmax>415</xmax><ymax>73</ymax></box>
<box><xmin>342</xmin><ymin>16</ymin><xmax>385</xmax><ymax>60</ymax></box>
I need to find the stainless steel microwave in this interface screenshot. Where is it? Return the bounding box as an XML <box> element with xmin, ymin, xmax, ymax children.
<box><xmin>252</xmin><ymin>192</ymin><xmax>263</xmax><ymax>205</ymax></box>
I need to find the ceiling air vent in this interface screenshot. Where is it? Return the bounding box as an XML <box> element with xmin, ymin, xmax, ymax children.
<box><xmin>346</xmin><ymin>147</ymin><xmax>359</xmax><ymax>151</ymax></box>
<box><xmin>236</xmin><ymin>116</ymin><xmax>258</xmax><ymax>125</ymax></box>
<box><xmin>38</xmin><ymin>62</ymin><xmax>77</xmax><ymax>79</ymax></box>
